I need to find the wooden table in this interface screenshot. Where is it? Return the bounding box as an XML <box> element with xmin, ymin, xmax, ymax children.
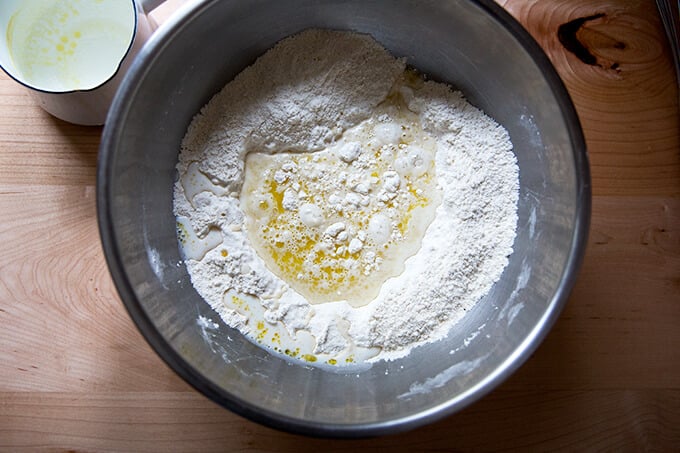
<box><xmin>1</xmin><ymin>0</ymin><xmax>678</xmax><ymax>450</ymax></box>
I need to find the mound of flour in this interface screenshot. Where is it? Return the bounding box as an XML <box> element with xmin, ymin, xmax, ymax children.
<box><xmin>174</xmin><ymin>29</ymin><xmax>519</xmax><ymax>364</ymax></box>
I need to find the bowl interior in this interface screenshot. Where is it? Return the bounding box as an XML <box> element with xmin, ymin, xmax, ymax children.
<box><xmin>98</xmin><ymin>0</ymin><xmax>589</xmax><ymax>436</ymax></box>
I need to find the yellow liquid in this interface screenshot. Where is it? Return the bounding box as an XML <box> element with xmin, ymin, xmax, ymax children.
<box><xmin>7</xmin><ymin>0</ymin><xmax>135</xmax><ymax>91</ymax></box>
<box><xmin>241</xmin><ymin>85</ymin><xmax>442</xmax><ymax>307</ymax></box>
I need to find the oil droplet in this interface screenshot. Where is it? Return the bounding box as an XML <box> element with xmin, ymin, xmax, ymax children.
<box><xmin>302</xmin><ymin>354</ymin><xmax>317</xmax><ymax>362</ymax></box>
<box><xmin>230</xmin><ymin>295</ymin><xmax>245</xmax><ymax>308</ymax></box>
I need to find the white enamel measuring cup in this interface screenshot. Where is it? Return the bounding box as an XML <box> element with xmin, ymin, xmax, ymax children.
<box><xmin>0</xmin><ymin>0</ymin><xmax>167</xmax><ymax>125</ymax></box>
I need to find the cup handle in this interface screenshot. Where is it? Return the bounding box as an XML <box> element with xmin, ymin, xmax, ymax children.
<box><xmin>138</xmin><ymin>0</ymin><xmax>168</xmax><ymax>14</ymax></box>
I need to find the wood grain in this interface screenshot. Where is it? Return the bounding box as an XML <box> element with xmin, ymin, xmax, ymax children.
<box><xmin>0</xmin><ymin>0</ymin><xmax>679</xmax><ymax>451</ymax></box>
<box><xmin>500</xmin><ymin>0</ymin><xmax>680</xmax><ymax>197</ymax></box>
<box><xmin>1</xmin><ymin>390</ymin><xmax>678</xmax><ymax>451</ymax></box>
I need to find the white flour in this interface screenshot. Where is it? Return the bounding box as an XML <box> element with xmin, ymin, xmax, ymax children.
<box><xmin>174</xmin><ymin>29</ymin><xmax>519</xmax><ymax>366</ymax></box>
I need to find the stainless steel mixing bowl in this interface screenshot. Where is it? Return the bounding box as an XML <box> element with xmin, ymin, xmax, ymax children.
<box><xmin>97</xmin><ymin>0</ymin><xmax>590</xmax><ymax>437</ymax></box>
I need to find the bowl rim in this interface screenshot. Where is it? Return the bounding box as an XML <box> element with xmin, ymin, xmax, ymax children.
<box><xmin>97</xmin><ymin>0</ymin><xmax>591</xmax><ymax>438</ymax></box>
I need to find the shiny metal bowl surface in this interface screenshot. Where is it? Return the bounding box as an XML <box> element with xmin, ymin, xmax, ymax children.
<box><xmin>97</xmin><ymin>0</ymin><xmax>590</xmax><ymax>437</ymax></box>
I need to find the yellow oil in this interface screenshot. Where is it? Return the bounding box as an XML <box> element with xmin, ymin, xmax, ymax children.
<box><xmin>240</xmin><ymin>81</ymin><xmax>442</xmax><ymax>306</ymax></box>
